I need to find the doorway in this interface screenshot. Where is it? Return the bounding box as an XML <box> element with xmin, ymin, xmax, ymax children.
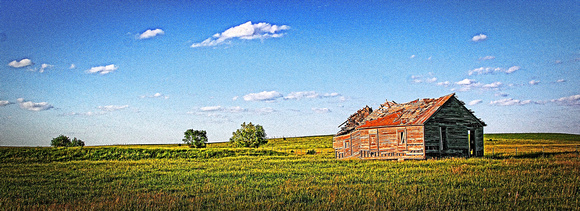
<box><xmin>468</xmin><ymin>129</ymin><xmax>476</xmax><ymax>157</ymax></box>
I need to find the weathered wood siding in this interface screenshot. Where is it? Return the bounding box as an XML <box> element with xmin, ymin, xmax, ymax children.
<box><xmin>346</xmin><ymin>125</ymin><xmax>425</xmax><ymax>160</ymax></box>
<box><xmin>423</xmin><ymin>97</ymin><xmax>484</xmax><ymax>158</ymax></box>
<box><xmin>333</xmin><ymin>134</ymin><xmax>349</xmax><ymax>159</ymax></box>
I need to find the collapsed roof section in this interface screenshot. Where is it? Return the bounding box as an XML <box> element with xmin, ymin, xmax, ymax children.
<box><xmin>337</xmin><ymin>106</ymin><xmax>373</xmax><ymax>135</ymax></box>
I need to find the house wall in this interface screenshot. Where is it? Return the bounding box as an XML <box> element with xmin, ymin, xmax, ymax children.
<box><xmin>423</xmin><ymin>98</ymin><xmax>484</xmax><ymax>158</ymax></box>
<box><xmin>334</xmin><ymin>125</ymin><xmax>425</xmax><ymax>160</ymax></box>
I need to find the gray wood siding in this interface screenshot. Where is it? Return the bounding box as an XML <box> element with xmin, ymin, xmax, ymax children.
<box><xmin>424</xmin><ymin>97</ymin><xmax>484</xmax><ymax>158</ymax></box>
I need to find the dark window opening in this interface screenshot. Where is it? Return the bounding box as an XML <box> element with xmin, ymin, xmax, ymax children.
<box><xmin>440</xmin><ymin>127</ymin><xmax>447</xmax><ymax>150</ymax></box>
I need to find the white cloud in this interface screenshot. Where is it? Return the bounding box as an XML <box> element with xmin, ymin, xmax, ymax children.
<box><xmin>228</xmin><ymin>106</ymin><xmax>246</xmax><ymax>113</ymax></box>
<box><xmin>65</xmin><ymin>111</ymin><xmax>106</xmax><ymax>116</ymax></box>
<box><xmin>0</xmin><ymin>100</ymin><xmax>11</xmax><ymax>106</ymax></box>
<box><xmin>468</xmin><ymin>66</ymin><xmax>520</xmax><ymax>75</ymax></box>
<box><xmin>283</xmin><ymin>91</ymin><xmax>341</xmax><ymax>100</ymax></box>
<box><xmin>506</xmin><ymin>66</ymin><xmax>520</xmax><ymax>73</ymax></box>
<box><xmin>495</xmin><ymin>92</ymin><xmax>509</xmax><ymax>97</ymax></box>
<box><xmin>452</xmin><ymin>79</ymin><xmax>482</xmax><ymax>92</ymax></box>
<box><xmin>468</xmin><ymin>100</ymin><xmax>483</xmax><ymax>106</ymax></box>
<box><xmin>196</xmin><ymin>106</ymin><xmax>248</xmax><ymax>114</ymax></box>
<box><xmin>87</xmin><ymin>64</ymin><xmax>118</xmax><ymax>75</ymax></box>
<box><xmin>411</xmin><ymin>74</ymin><xmax>437</xmax><ymax>84</ymax></box>
<box><xmin>456</xmin><ymin>79</ymin><xmax>476</xmax><ymax>85</ymax></box>
<box><xmin>487</xmin><ymin>94</ymin><xmax>580</xmax><ymax>107</ymax></box>
<box><xmin>200</xmin><ymin>106</ymin><xmax>223</xmax><ymax>112</ymax></box>
<box><xmin>284</xmin><ymin>91</ymin><xmax>319</xmax><ymax>100</ymax></box>
<box><xmin>139</xmin><ymin>29</ymin><xmax>165</xmax><ymax>39</ymax></box>
<box><xmin>17</xmin><ymin>98</ymin><xmax>53</xmax><ymax>111</ymax></box>
<box><xmin>529</xmin><ymin>80</ymin><xmax>540</xmax><ymax>85</ymax></box>
<box><xmin>191</xmin><ymin>21</ymin><xmax>290</xmax><ymax>48</ymax></box>
<box><xmin>312</xmin><ymin>108</ymin><xmax>331</xmax><ymax>113</ymax></box>
<box><xmin>69</xmin><ymin>64</ymin><xmax>76</xmax><ymax>69</ymax></box>
<box><xmin>8</xmin><ymin>58</ymin><xmax>33</xmax><ymax>68</ymax></box>
<box><xmin>232</xmin><ymin>96</ymin><xmax>239</xmax><ymax>101</ymax></box>
<box><xmin>98</xmin><ymin>105</ymin><xmax>129</xmax><ymax>111</ymax></box>
<box><xmin>255</xmin><ymin>107</ymin><xmax>275</xmax><ymax>114</ymax></box>
<box><xmin>140</xmin><ymin>93</ymin><xmax>169</xmax><ymax>99</ymax></box>
<box><xmin>490</xmin><ymin>98</ymin><xmax>533</xmax><ymax>106</ymax></box>
<box><xmin>437</xmin><ymin>81</ymin><xmax>451</xmax><ymax>87</ymax></box>
<box><xmin>243</xmin><ymin>91</ymin><xmax>282</xmax><ymax>102</ymax></box>
<box><xmin>410</xmin><ymin>55</ymin><xmax>416</xmax><ymax>59</ymax></box>
<box><xmin>551</xmin><ymin>94</ymin><xmax>580</xmax><ymax>106</ymax></box>
<box><xmin>472</xmin><ymin>34</ymin><xmax>487</xmax><ymax>42</ymax></box>
<box><xmin>39</xmin><ymin>63</ymin><xmax>53</xmax><ymax>73</ymax></box>
<box><xmin>557</xmin><ymin>79</ymin><xmax>566</xmax><ymax>83</ymax></box>
<box><xmin>482</xmin><ymin>82</ymin><xmax>503</xmax><ymax>89</ymax></box>
<box><xmin>479</xmin><ymin>56</ymin><xmax>495</xmax><ymax>61</ymax></box>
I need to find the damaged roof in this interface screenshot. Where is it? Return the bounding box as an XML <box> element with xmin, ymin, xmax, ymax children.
<box><xmin>358</xmin><ymin>93</ymin><xmax>456</xmax><ymax>128</ymax></box>
<box><xmin>337</xmin><ymin>93</ymin><xmax>485</xmax><ymax>135</ymax></box>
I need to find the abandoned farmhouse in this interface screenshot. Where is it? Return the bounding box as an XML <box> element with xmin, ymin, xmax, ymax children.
<box><xmin>333</xmin><ymin>93</ymin><xmax>486</xmax><ymax>160</ymax></box>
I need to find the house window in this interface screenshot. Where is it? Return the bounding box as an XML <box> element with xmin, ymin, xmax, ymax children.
<box><xmin>440</xmin><ymin>126</ymin><xmax>447</xmax><ymax>150</ymax></box>
<box><xmin>399</xmin><ymin>130</ymin><xmax>406</xmax><ymax>145</ymax></box>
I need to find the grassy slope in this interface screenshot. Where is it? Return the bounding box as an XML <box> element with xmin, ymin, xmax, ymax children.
<box><xmin>0</xmin><ymin>133</ymin><xmax>579</xmax><ymax>210</ymax></box>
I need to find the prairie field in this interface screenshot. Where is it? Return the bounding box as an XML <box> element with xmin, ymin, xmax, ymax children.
<box><xmin>1</xmin><ymin>133</ymin><xmax>579</xmax><ymax>210</ymax></box>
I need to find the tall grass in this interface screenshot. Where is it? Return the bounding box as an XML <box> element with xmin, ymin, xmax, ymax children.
<box><xmin>0</xmin><ymin>133</ymin><xmax>579</xmax><ymax>210</ymax></box>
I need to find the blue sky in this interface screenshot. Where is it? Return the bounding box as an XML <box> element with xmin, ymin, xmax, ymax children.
<box><xmin>1</xmin><ymin>0</ymin><xmax>578</xmax><ymax>146</ymax></box>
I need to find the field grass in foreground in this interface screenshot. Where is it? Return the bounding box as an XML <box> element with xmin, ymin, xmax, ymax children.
<box><xmin>1</xmin><ymin>133</ymin><xmax>579</xmax><ymax>210</ymax></box>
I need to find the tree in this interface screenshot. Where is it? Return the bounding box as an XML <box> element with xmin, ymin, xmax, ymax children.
<box><xmin>51</xmin><ymin>135</ymin><xmax>84</xmax><ymax>147</ymax></box>
<box><xmin>229</xmin><ymin>122</ymin><xmax>267</xmax><ymax>148</ymax></box>
<box><xmin>51</xmin><ymin>135</ymin><xmax>71</xmax><ymax>147</ymax></box>
<box><xmin>182</xmin><ymin>129</ymin><xmax>208</xmax><ymax>148</ymax></box>
<box><xmin>71</xmin><ymin>137</ymin><xmax>85</xmax><ymax>147</ymax></box>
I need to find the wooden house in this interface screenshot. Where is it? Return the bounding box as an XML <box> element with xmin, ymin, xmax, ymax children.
<box><xmin>333</xmin><ymin>93</ymin><xmax>485</xmax><ymax>160</ymax></box>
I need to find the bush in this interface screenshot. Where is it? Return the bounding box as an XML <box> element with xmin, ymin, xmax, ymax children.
<box><xmin>229</xmin><ymin>122</ymin><xmax>267</xmax><ymax>148</ymax></box>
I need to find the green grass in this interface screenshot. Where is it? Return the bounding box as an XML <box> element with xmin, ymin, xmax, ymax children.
<box><xmin>1</xmin><ymin>133</ymin><xmax>579</xmax><ymax>210</ymax></box>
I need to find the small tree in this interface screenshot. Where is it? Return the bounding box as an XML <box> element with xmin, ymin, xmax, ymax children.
<box><xmin>229</xmin><ymin>122</ymin><xmax>267</xmax><ymax>148</ymax></box>
<box><xmin>71</xmin><ymin>137</ymin><xmax>85</xmax><ymax>147</ymax></box>
<box><xmin>182</xmin><ymin>129</ymin><xmax>208</xmax><ymax>148</ymax></box>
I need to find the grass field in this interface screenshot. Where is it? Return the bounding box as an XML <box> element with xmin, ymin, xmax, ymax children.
<box><xmin>1</xmin><ymin>134</ymin><xmax>579</xmax><ymax>210</ymax></box>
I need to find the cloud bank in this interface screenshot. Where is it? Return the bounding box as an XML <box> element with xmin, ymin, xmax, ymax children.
<box><xmin>191</xmin><ymin>21</ymin><xmax>290</xmax><ymax>48</ymax></box>
<box><xmin>468</xmin><ymin>66</ymin><xmax>520</xmax><ymax>75</ymax></box>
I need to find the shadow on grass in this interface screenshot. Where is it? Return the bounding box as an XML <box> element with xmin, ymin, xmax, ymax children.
<box><xmin>486</xmin><ymin>151</ymin><xmax>579</xmax><ymax>159</ymax></box>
